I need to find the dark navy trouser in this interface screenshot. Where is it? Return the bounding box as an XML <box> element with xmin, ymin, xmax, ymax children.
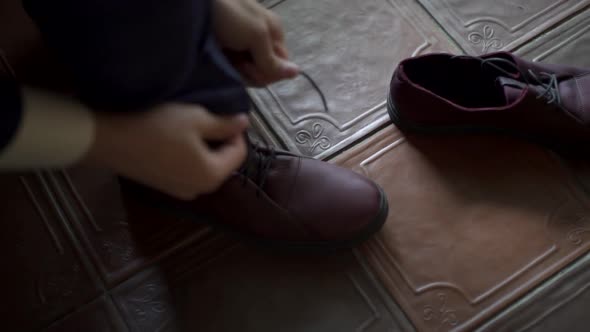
<box><xmin>0</xmin><ymin>0</ymin><xmax>249</xmax><ymax>152</ymax></box>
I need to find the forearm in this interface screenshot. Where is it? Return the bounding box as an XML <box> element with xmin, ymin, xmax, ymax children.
<box><xmin>0</xmin><ymin>85</ymin><xmax>94</xmax><ymax>169</ymax></box>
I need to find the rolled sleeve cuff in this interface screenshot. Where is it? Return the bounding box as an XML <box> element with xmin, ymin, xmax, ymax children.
<box><xmin>0</xmin><ymin>87</ymin><xmax>95</xmax><ymax>169</ymax></box>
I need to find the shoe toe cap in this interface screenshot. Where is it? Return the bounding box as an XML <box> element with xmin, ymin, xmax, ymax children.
<box><xmin>288</xmin><ymin>159</ymin><xmax>388</xmax><ymax>242</ymax></box>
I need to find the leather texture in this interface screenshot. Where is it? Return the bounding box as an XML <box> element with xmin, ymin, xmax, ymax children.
<box><xmin>390</xmin><ymin>52</ymin><xmax>590</xmax><ymax>150</ymax></box>
<box><xmin>0</xmin><ymin>170</ymin><xmax>409</xmax><ymax>332</ymax></box>
<box><xmin>335</xmin><ymin>127</ymin><xmax>590</xmax><ymax>332</ymax></box>
<box><xmin>3</xmin><ymin>0</ymin><xmax>590</xmax><ymax>330</ymax></box>
<box><xmin>123</xmin><ymin>148</ymin><xmax>387</xmax><ymax>246</ymax></box>
<box><xmin>481</xmin><ymin>8</ymin><xmax>590</xmax><ymax>331</ymax></box>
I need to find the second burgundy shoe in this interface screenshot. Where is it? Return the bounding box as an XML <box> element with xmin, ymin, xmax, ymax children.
<box><xmin>122</xmin><ymin>142</ymin><xmax>388</xmax><ymax>250</ymax></box>
<box><xmin>388</xmin><ymin>52</ymin><xmax>590</xmax><ymax>152</ymax></box>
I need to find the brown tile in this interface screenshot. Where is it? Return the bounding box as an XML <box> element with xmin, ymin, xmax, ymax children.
<box><xmin>46</xmin><ymin>168</ymin><xmax>223</xmax><ymax>287</ymax></box>
<box><xmin>479</xmin><ymin>10</ymin><xmax>590</xmax><ymax>330</ymax></box>
<box><xmin>112</xmin><ymin>239</ymin><xmax>412</xmax><ymax>332</ymax></box>
<box><xmin>110</xmin><ymin>235</ymin><xmax>238</xmax><ymax>332</ymax></box>
<box><xmin>334</xmin><ymin>127</ymin><xmax>590</xmax><ymax>331</ymax></box>
<box><xmin>480</xmin><ymin>254</ymin><xmax>590</xmax><ymax>331</ymax></box>
<box><xmin>44</xmin><ymin>296</ymin><xmax>126</xmax><ymax>332</ymax></box>
<box><xmin>417</xmin><ymin>0</ymin><xmax>590</xmax><ymax>55</ymax></box>
<box><xmin>249</xmin><ymin>0</ymin><xmax>458</xmax><ymax>159</ymax></box>
<box><xmin>0</xmin><ymin>173</ymin><xmax>99</xmax><ymax>331</ymax></box>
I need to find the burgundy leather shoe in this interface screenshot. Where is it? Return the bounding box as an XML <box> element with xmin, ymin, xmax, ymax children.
<box><xmin>388</xmin><ymin>51</ymin><xmax>590</xmax><ymax>152</ymax></box>
<box><xmin>122</xmin><ymin>143</ymin><xmax>388</xmax><ymax>250</ymax></box>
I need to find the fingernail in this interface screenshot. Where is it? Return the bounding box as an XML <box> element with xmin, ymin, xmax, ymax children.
<box><xmin>281</xmin><ymin>60</ymin><xmax>300</xmax><ymax>76</ymax></box>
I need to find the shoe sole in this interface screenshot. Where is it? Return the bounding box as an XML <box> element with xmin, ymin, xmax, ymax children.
<box><xmin>386</xmin><ymin>95</ymin><xmax>582</xmax><ymax>155</ymax></box>
<box><xmin>123</xmin><ymin>180</ymin><xmax>389</xmax><ymax>252</ymax></box>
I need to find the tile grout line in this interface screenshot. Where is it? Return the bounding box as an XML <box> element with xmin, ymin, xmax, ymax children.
<box><xmin>409</xmin><ymin>0</ymin><xmax>467</xmax><ymax>54</ymax></box>
<box><xmin>510</xmin><ymin>2</ymin><xmax>590</xmax><ymax>54</ymax></box>
<box><xmin>35</xmin><ymin>171</ymin><xmax>132</xmax><ymax>330</ymax></box>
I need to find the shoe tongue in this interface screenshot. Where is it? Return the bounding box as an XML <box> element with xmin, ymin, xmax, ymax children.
<box><xmin>496</xmin><ymin>77</ymin><xmax>527</xmax><ymax>105</ymax></box>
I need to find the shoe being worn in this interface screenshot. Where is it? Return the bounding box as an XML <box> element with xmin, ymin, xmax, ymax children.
<box><xmin>123</xmin><ymin>142</ymin><xmax>388</xmax><ymax>250</ymax></box>
<box><xmin>388</xmin><ymin>51</ymin><xmax>590</xmax><ymax>152</ymax></box>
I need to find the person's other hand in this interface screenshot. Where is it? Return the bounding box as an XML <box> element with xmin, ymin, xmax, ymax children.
<box><xmin>85</xmin><ymin>104</ymin><xmax>249</xmax><ymax>200</ymax></box>
<box><xmin>213</xmin><ymin>0</ymin><xmax>299</xmax><ymax>86</ymax></box>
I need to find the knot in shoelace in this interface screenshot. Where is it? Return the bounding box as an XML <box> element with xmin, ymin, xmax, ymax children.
<box><xmin>526</xmin><ymin>70</ymin><xmax>561</xmax><ymax>105</ymax></box>
<box><xmin>239</xmin><ymin>141</ymin><xmax>276</xmax><ymax>196</ymax></box>
<box><xmin>452</xmin><ymin>55</ymin><xmax>563</xmax><ymax>109</ymax></box>
<box><xmin>237</xmin><ymin>70</ymin><xmax>325</xmax><ymax>197</ymax></box>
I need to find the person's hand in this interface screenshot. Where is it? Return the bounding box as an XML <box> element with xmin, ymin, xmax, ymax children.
<box><xmin>213</xmin><ymin>0</ymin><xmax>299</xmax><ymax>86</ymax></box>
<box><xmin>85</xmin><ymin>103</ymin><xmax>249</xmax><ymax>200</ymax></box>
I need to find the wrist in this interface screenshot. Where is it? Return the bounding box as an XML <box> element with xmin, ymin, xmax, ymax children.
<box><xmin>80</xmin><ymin>111</ymin><xmax>123</xmax><ymax>170</ymax></box>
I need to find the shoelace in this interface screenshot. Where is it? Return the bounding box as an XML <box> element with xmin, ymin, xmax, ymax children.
<box><xmin>299</xmin><ymin>70</ymin><xmax>329</xmax><ymax>113</ymax></box>
<box><xmin>239</xmin><ymin>138</ymin><xmax>276</xmax><ymax>196</ymax></box>
<box><xmin>526</xmin><ymin>70</ymin><xmax>561</xmax><ymax>106</ymax></box>
<box><xmin>267</xmin><ymin>70</ymin><xmax>330</xmax><ymax>113</ymax></box>
<box><xmin>239</xmin><ymin>71</ymin><xmax>329</xmax><ymax>196</ymax></box>
<box><xmin>238</xmin><ymin>70</ymin><xmax>325</xmax><ymax>196</ymax></box>
<box><xmin>451</xmin><ymin>55</ymin><xmax>563</xmax><ymax>108</ymax></box>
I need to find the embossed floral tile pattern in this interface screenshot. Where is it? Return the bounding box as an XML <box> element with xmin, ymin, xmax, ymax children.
<box><xmin>334</xmin><ymin>127</ymin><xmax>590</xmax><ymax>332</ymax></box>
<box><xmin>47</xmin><ymin>168</ymin><xmax>217</xmax><ymax>287</ymax></box>
<box><xmin>515</xmin><ymin>6</ymin><xmax>590</xmax><ymax>265</ymax></box>
<box><xmin>478</xmin><ymin>9</ymin><xmax>590</xmax><ymax>331</ymax></box>
<box><xmin>480</xmin><ymin>254</ymin><xmax>590</xmax><ymax>332</ymax></box>
<box><xmin>417</xmin><ymin>0</ymin><xmax>590</xmax><ymax>55</ymax></box>
<box><xmin>111</xmin><ymin>243</ymin><xmax>413</xmax><ymax>332</ymax></box>
<box><xmin>249</xmin><ymin>0</ymin><xmax>459</xmax><ymax>158</ymax></box>
<box><xmin>1</xmin><ymin>169</ymin><xmax>412</xmax><ymax>331</ymax></box>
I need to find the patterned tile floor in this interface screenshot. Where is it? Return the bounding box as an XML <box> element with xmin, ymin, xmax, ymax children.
<box><xmin>2</xmin><ymin>0</ymin><xmax>590</xmax><ymax>331</ymax></box>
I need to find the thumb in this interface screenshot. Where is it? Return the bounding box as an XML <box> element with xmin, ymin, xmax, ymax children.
<box><xmin>210</xmin><ymin>135</ymin><xmax>248</xmax><ymax>176</ymax></box>
<box><xmin>197</xmin><ymin>112</ymin><xmax>249</xmax><ymax>141</ymax></box>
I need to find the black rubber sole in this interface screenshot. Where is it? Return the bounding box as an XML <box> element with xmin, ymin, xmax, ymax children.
<box><xmin>386</xmin><ymin>95</ymin><xmax>585</xmax><ymax>156</ymax></box>
<box><xmin>122</xmin><ymin>179</ymin><xmax>389</xmax><ymax>252</ymax></box>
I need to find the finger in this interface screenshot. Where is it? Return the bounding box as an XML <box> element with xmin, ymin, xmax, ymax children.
<box><xmin>196</xmin><ymin>111</ymin><xmax>249</xmax><ymax>140</ymax></box>
<box><xmin>238</xmin><ymin>62</ymin><xmax>272</xmax><ymax>87</ymax></box>
<box><xmin>223</xmin><ymin>50</ymin><xmax>263</xmax><ymax>85</ymax></box>
<box><xmin>250</xmin><ymin>25</ymin><xmax>299</xmax><ymax>80</ymax></box>
<box><xmin>230</xmin><ymin>48</ymin><xmax>291</xmax><ymax>86</ymax></box>
<box><xmin>273</xmin><ymin>43</ymin><xmax>289</xmax><ymax>60</ymax></box>
<box><xmin>224</xmin><ymin>49</ymin><xmax>254</xmax><ymax>66</ymax></box>
<box><xmin>209</xmin><ymin>135</ymin><xmax>248</xmax><ymax>178</ymax></box>
<box><xmin>266</xmin><ymin>12</ymin><xmax>285</xmax><ymax>44</ymax></box>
